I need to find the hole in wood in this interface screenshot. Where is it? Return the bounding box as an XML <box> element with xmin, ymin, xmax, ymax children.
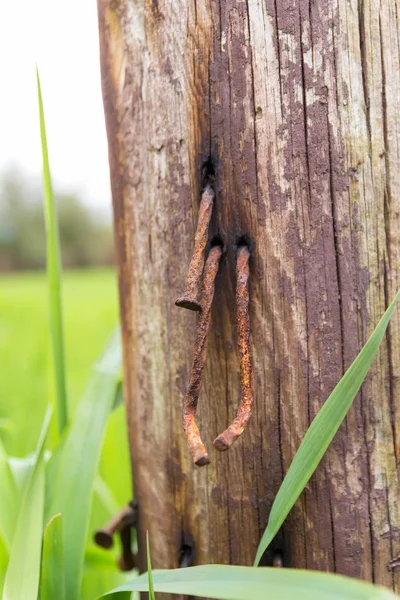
<box><xmin>234</xmin><ymin>234</ymin><xmax>255</xmax><ymax>255</ymax></box>
<box><xmin>201</xmin><ymin>155</ymin><xmax>217</xmax><ymax>188</ymax></box>
<box><xmin>208</xmin><ymin>235</ymin><xmax>226</xmax><ymax>255</ymax></box>
<box><xmin>257</xmin><ymin>543</ymin><xmax>286</xmax><ymax>568</ymax></box>
<box><xmin>179</xmin><ymin>533</ymin><xmax>194</xmax><ymax>568</ymax></box>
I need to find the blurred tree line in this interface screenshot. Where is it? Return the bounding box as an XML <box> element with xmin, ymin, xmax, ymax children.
<box><xmin>0</xmin><ymin>166</ymin><xmax>114</xmax><ymax>271</ymax></box>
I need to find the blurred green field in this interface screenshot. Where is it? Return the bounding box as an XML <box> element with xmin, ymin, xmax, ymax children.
<box><xmin>0</xmin><ymin>268</ymin><xmax>121</xmax><ymax>449</ymax></box>
<box><xmin>0</xmin><ymin>267</ymin><xmax>132</xmax><ymax>596</ymax></box>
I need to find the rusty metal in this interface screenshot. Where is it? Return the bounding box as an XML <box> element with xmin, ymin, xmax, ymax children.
<box><xmin>182</xmin><ymin>244</ymin><xmax>222</xmax><ymax>466</ymax></box>
<box><xmin>214</xmin><ymin>245</ymin><xmax>253</xmax><ymax>450</ymax></box>
<box><xmin>94</xmin><ymin>500</ymin><xmax>137</xmax><ymax>549</ymax></box>
<box><xmin>175</xmin><ymin>184</ymin><xmax>215</xmax><ymax>311</ymax></box>
<box><xmin>118</xmin><ymin>526</ymin><xmax>136</xmax><ymax>571</ymax></box>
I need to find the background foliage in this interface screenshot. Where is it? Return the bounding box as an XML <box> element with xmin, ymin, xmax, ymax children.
<box><xmin>0</xmin><ymin>166</ymin><xmax>114</xmax><ymax>271</ymax></box>
<box><xmin>0</xmin><ymin>267</ymin><xmax>132</xmax><ymax>598</ymax></box>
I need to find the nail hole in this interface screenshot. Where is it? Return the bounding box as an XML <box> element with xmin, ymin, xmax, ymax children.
<box><xmin>201</xmin><ymin>156</ymin><xmax>217</xmax><ymax>188</ymax></box>
<box><xmin>234</xmin><ymin>234</ymin><xmax>255</xmax><ymax>254</ymax></box>
<box><xmin>179</xmin><ymin>533</ymin><xmax>194</xmax><ymax>568</ymax></box>
<box><xmin>257</xmin><ymin>541</ymin><xmax>285</xmax><ymax>567</ymax></box>
<box><xmin>208</xmin><ymin>235</ymin><xmax>226</xmax><ymax>256</ymax></box>
<box><xmin>272</xmin><ymin>550</ymin><xmax>284</xmax><ymax>568</ymax></box>
<box><xmin>179</xmin><ymin>544</ymin><xmax>193</xmax><ymax>568</ymax></box>
<box><xmin>210</xmin><ymin>236</ymin><xmax>223</xmax><ymax>248</ymax></box>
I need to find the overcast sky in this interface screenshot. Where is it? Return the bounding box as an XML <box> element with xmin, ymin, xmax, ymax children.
<box><xmin>0</xmin><ymin>0</ymin><xmax>111</xmax><ymax>213</ymax></box>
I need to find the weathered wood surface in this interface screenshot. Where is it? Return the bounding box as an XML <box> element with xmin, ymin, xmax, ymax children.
<box><xmin>97</xmin><ymin>0</ymin><xmax>400</xmax><ymax>589</ymax></box>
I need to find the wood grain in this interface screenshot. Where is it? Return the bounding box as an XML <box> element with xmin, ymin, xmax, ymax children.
<box><xmin>97</xmin><ymin>0</ymin><xmax>400</xmax><ymax>590</ymax></box>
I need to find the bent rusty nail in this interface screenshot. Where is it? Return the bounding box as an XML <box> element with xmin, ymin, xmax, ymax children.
<box><xmin>183</xmin><ymin>244</ymin><xmax>222</xmax><ymax>466</ymax></box>
<box><xmin>118</xmin><ymin>526</ymin><xmax>136</xmax><ymax>571</ymax></box>
<box><xmin>94</xmin><ymin>501</ymin><xmax>137</xmax><ymax>549</ymax></box>
<box><xmin>214</xmin><ymin>245</ymin><xmax>253</xmax><ymax>451</ymax></box>
<box><xmin>175</xmin><ymin>184</ymin><xmax>215</xmax><ymax>311</ymax></box>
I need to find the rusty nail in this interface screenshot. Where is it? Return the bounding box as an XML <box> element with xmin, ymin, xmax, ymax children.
<box><xmin>94</xmin><ymin>501</ymin><xmax>137</xmax><ymax>549</ymax></box>
<box><xmin>214</xmin><ymin>245</ymin><xmax>253</xmax><ymax>451</ymax></box>
<box><xmin>272</xmin><ymin>550</ymin><xmax>284</xmax><ymax>568</ymax></box>
<box><xmin>118</xmin><ymin>526</ymin><xmax>136</xmax><ymax>571</ymax></box>
<box><xmin>183</xmin><ymin>244</ymin><xmax>222</xmax><ymax>466</ymax></box>
<box><xmin>175</xmin><ymin>184</ymin><xmax>215</xmax><ymax>311</ymax></box>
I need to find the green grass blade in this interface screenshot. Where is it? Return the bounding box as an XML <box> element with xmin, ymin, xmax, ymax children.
<box><xmin>9</xmin><ymin>454</ymin><xmax>40</xmax><ymax>494</ymax></box>
<box><xmin>146</xmin><ymin>533</ymin><xmax>155</xmax><ymax>600</ymax></box>
<box><xmin>36</xmin><ymin>68</ymin><xmax>67</xmax><ymax>435</ymax></box>
<box><xmin>39</xmin><ymin>514</ymin><xmax>65</xmax><ymax>600</ymax></box>
<box><xmin>0</xmin><ymin>419</ymin><xmax>12</xmax><ymax>434</ymax></box>
<box><xmin>2</xmin><ymin>407</ymin><xmax>51</xmax><ymax>600</ymax></box>
<box><xmin>0</xmin><ymin>441</ymin><xmax>18</xmax><ymax>552</ymax></box>
<box><xmin>112</xmin><ymin>379</ymin><xmax>123</xmax><ymax>411</ymax></box>
<box><xmin>100</xmin><ymin>565</ymin><xmax>399</xmax><ymax>600</ymax></box>
<box><xmin>254</xmin><ymin>289</ymin><xmax>400</xmax><ymax>566</ymax></box>
<box><xmin>94</xmin><ymin>475</ymin><xmax>120</xmax><ymax>515</ymax></box>
<box><xmin>82</xmin><ymin>547</ymin><xmax>131</xmax><ymax>600</ymax></box>
<box><xmin>45</xmin><ymin>330</ymin><xmax>122</xmax><ymax>600</ymax></box>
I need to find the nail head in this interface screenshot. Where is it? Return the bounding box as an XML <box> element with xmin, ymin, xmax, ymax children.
<box><xmin>195</xmin><ymin>454</ymin><xmax>210</xmax><ymax>467</ymax></box>
<box><xmin>175</xmin><ymin>296</ymin><xmax>202</xmax><ymax>311</ymax></box>
<box><xmin>94</xmin><ymin>530</ymin><xmax>114</xmax><ymax>549</ymax></box>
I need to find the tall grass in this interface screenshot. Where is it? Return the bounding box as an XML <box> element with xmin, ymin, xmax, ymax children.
<box><xmin>2</xmin><ymin>409</ymin><xmax>51</xmax><ymax>600</ymax></box>
<box><xmin>104</xmin><ymin>564</ymin><xmax>399</xmax><ymax>600</ymax></box>
<box><xmin>37</xmin><ymin>69</ymin><xmax>67</xmax><ymax>435</ymax></box>
<box><xmin>254</xmin><ymin>289</ymin><xmax>400</xmax><ymax>565</ymax></box>
<box><xmin>0</xmin><ymin>71</ymin><xmax>127</xmax><ymax>600</ymax></box>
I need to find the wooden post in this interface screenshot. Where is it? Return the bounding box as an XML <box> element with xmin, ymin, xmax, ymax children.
<box><xmin>97</xmin><ymin>0</ymin><xmax>400</xmax><ymax>590</ymax></box>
